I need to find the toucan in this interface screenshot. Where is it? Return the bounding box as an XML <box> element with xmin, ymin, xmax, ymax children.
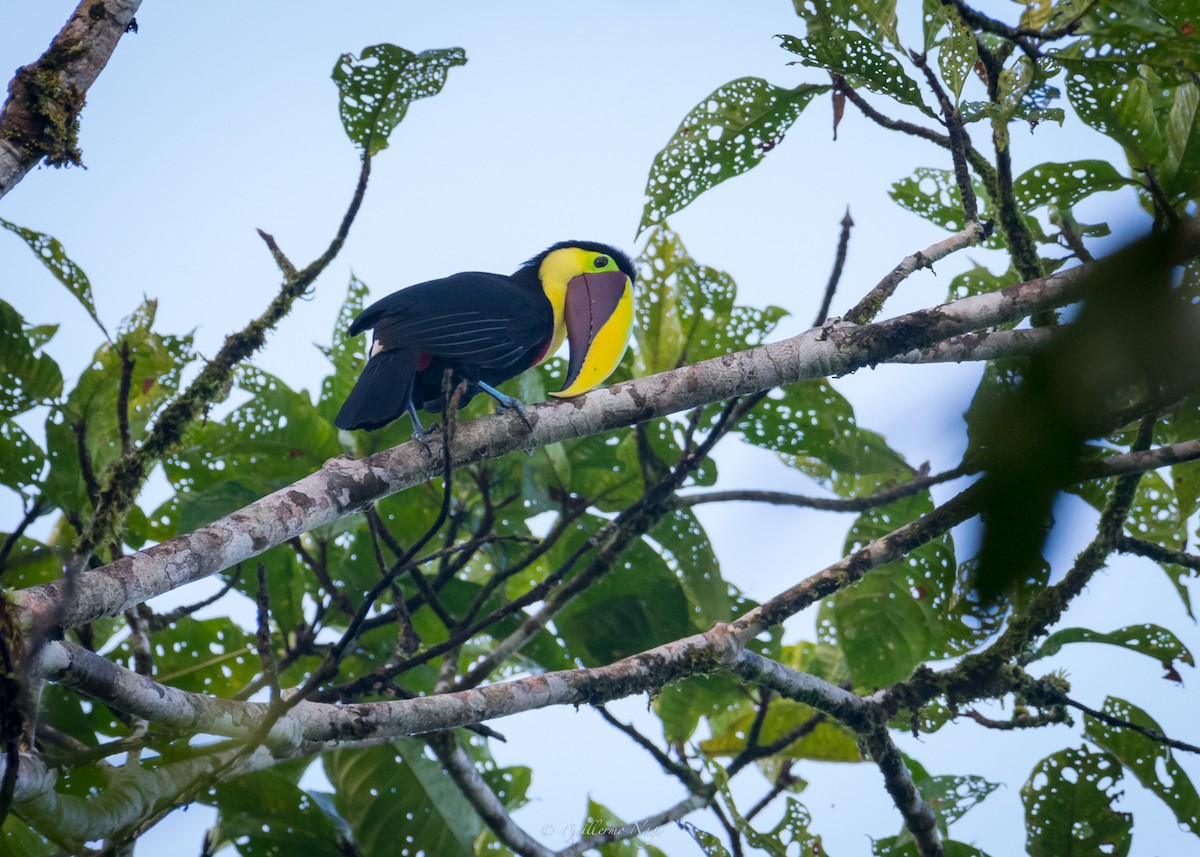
<box><xmin>335</xmin><ymin>241</ymin><xmax>636</xmax><ymax>434</ymax></box>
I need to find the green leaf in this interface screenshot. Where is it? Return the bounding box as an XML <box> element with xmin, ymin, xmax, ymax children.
<box><xmin>554</xmin><ymin>528</ymin><xmax>697</xmax><ymax>666</ymax></box>
<box><xmin>1162</xmin><ymin>80</ymin><xmax>1200</xmax><ymax>201</ymax></box>
<box><xmin>633</xmin><ymin>225</ymin><xmax>786</xmax><ymax>374</ymax></box>
<box><xmin>1084</xmin><ymin>696</ymin><xmax>1200</xmax><ymax>835</ymax></box>
<box><xmin>792</xmin><ymin>0</ymin><xmax>900</xmax><ymax>47</ymax></box>
<box><xmin>1022</xmin><ymin>747</ymin><xmax>1132</xmax><ymax>857</ymax></box>
<box><xmin>0</xmin><ymin>419</ymin><xmax>45</xmax><ymax>492</ymax></box>
<box><xmin>326</xmin><ymin>740</ymin><xmax>483</xmax><ymax>857</ymax></box>
<box><xmin>318</xmin><ymin>274</ymin><xmax>372</xmax><ymax>425</ymax></box>
<box><xmin>889</xmin><ymin>167</ymin><xmax>996</xmax><ymax>238</ymax></box>
<box><xmin>892</xmin><ymin>755</ymin><xmax>999</xmax><ymax>839</ymax></box>
<box><xmin>1029</xmin><ymin>624</ymin><xmax>1194</xmax><ymax>675</ymax></box>
<box><xmin>676</xmin><ymin>820</ymin><xmax>731</xmax><ymax>856</ymax></box>
<box><xmin>946</xmin><ymin>264</ymin><xmax>1019</xmax><ymax>303</ymax></box>
<box><xmin>638</xmin><ymin>79</ymin><xmax>827</xmax><ymax>232</ymax></box>
<box><xmin>0</xmin><ymin>817</ymin><xmax>54</xmax><ymax>857</ymax></box>
<box><xmin>0</xmin><ymin>299</ymin><xmax>63</xmax><ymax>419</ymax></box>
<box><xmin>873</xmin><ymin>837</ymin><xmax>991</xmax><ymax>856</ymax></box>
<box><xmin>115</xmin><ymin>616</ymin><xmax>258</xmax><ymax>696</ymax></box>
<box><xmin>653</xmin><ymin>673</ymin><xmax>745</xmax><ymax>745</ymax></box>
<box><xmin>0</xmin><ymin>217</ymin><xmax>107</xmax><ymax>336</ymax></box>
<box><xmin>701</xmin><ymin>697</ymin><xmax>863</xmax><ymax>762</ymax></box>
<box><xmin>333</xmin><ymin>44</ymin><xmax>467</xmax><ymax>156</ymax></box>
<box><xmin>210</xmin><ymin>767</ymin><xmax>350</xmax><ymax>857</ymax></box>
<box><xmin>1062</xmin><ymin>58</ymin><xmax>1168</xmax><ymax>171</ymax></box>
<box><xmin>42</xmin><ymin>298</ymin><xmax>193</xmax><ymax>513</ymax></box>
<box><xmin>780</xmin><ymin>31</ymin><xmax>933</xmax><ymax>117</ymax></box>
<box><xmin>1013</xmin><ymin>160</ymin><xmax>1129</xmax><ymax>210</ymax></box>
<box><xmin>938</xmin><ymin>7</ymin><xmax>978</xmax><ymax>103</ymax></box>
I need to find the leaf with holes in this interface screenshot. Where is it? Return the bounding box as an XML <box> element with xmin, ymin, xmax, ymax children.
<box><xmin>889</xmin><ymin>167</ymin><xmax>1000</xmax><ymax>244</ymax></box>
<box><xmin>780</xmin><ymin>31</ymin><xmax>933</xmax><ymax>117</ymax></box>
<box><xmin>1013</xmin><ymin>160</ymin><xmax>1129</xmax><ymax>210</ymax></box>
<box><xmin>638</xmin><ymin>79</ymin><xmax>827</xmax><ymax>233</ymax></box>
<box><xmin>938</xmin><ymin>6</ymin><xmax>978</xmax><ymax>102</ymax></box>
<box><xmin>0</xmin><ymin>299</ymin><xmax>62</xmax><ymax>420</ymax></box>
<box><xmin>1084</xmin><ymin>696</ymin><xmax>1200</xmax><ymax>835</ymax></box>
<box><xmin>333</xmin><ymin>44</ymin><xmax>466</xmax><ymax>155</ymax></box>
<box><xmin>0</xmin><ymin>419</ymin><xmax>45</xmax><ymax>493</ymax></box>
<box><xmin>1062</xmin><ymin>57</ymin><xmax>1170</xmax><ymax>171</ymax></box>
<box><xmin>42</xmin><ymin>299</ymin><xmax>193</xmax><ymax>513</ymax></box>
<box><xmin>946</xmin><ymin>264</ymin><xmax>1020</xmax><ymax>304</ymax></box>
<box><xmin>1022</xmin><ymin>747</ymin><xmax>1131</xmax><ymax>857</ymax></box>
<box><xmin>634</xmin><ymin>226</ymin><xmax>787</xmax><ymax>375</ymax></box>
<box><xmin>116</xmin><ymin>616</ymin><xmax>258</xmax><ymax>696</ymax></box>
<box><xmin>326</xmin><ymin>740</ymin><xmax>481</xmax><ymax>857</ymax></box>
<box><xmin>318</xmin><ymin>274</ymin><xmax>372</xmax><ymax>425</ymax></box>
<box><xmin>1029</xmin><ymin>624</ymin><xmax>1194</xmax><ymax>677</ymax></box>
<box><xmin>791</xmin><ymin>0</ymin><xmax>901</xmax><ymax>46</ymax></box>
<box><xmin>701</xmin><ymin>697</ymin><xmax>862</xmax><ymax>762</ymax></box>
<box><xmin>210</xmin><ymin>768</ymin><xmax>351</xmax><ymax>857</ymax></box>
<box><xmin>0</xmin><ymin>218</ymin><xmax>107</xmax><ymax>336</ymax></box>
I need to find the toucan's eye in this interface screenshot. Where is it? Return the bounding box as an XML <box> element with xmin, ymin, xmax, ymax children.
<box><xmin>593</xmin><ymin>256</ymin><xmax>609</xmax><ymax>269</ymax></box>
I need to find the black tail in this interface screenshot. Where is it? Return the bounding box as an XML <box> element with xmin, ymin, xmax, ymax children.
<box><xmin>334</xmin><ymin>349</ymin><xmax>419</xmax><ymax>431</ymax></box>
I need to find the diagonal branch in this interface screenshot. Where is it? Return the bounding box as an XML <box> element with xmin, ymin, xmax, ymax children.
<box><xmin>13</xmin><ymin>254</ymin><xmax>1123</xmax><ymax>633</ymax></box>
<box><xmin>0</xmin><ymin>0</ymin><xmax>142</xmax><ymax>199</ymax></box>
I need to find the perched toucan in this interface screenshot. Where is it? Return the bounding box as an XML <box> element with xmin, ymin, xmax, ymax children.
<box><xmin>335</xmin><ymin>241</ymin><xmax>636</xmax><ymax>433</ymax></box>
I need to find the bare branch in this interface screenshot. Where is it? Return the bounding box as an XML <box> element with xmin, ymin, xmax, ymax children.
<box><xmin>814</xmin><ymin>208</ymin><xmax>854</xmax><ymax>327</ymax></box>
<box><xmin>13</xmin><ymin>255</ymin><xmax>1115</xmax><ymax>633</ymax></box>
<box><xmin>0</xmin><ymin>0</ymin><xmax>143</xmax><ymax>199</ymax></box>
<box><xmin>844</xmin><ymin>220</ymin><xmax>991</xmax><ymax>324</ymax></box>
<box><xmin>679</xmin><ymin>463</ymin><xmax>968</xmax><ymax>512</ymax></box>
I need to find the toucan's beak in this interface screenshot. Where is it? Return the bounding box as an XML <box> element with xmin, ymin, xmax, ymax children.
<box><xmin>552</xmin><ymin>271</ymin><xmax>633</xmax><ymax>398</ymax></box>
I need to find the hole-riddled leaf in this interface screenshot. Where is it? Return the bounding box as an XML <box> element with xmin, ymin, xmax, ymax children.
<box><xmin>1084</xmin><ymin>696</ymin><xmax>1200</xmax><ymax>835</ymax></box>
<box><xmin>1022</xmin><ymin>746</ymin><xmax>1132</xmax><ymax>857</ymax></box>
<box><xmin>937</xmin><ymin>7</ymin><xmax>978</xmax><ymax>103</ymax></box>
<box><xmin>1013</xmin><ymin>160</ymin><xmax>1129</xmax><ymax>210</ymax></box>
<box><xmin>1029</xmin><ymin>623</ymin><xmax>1194</xmax><ymax>675</ymax></box>
<box><xmin>889</xmin><ymin>167</ymin><xmax>1000</xmax><ymax>244</ymax></box>
<box><xmin>333</xmin><ymin>44</ymin><xmax>467</xmax><ymax>156</ymax></box>
<box><xmin>0</xmin><ymin>300</ymin><xmax>62</xmax><ymax>420</ymax></box>
<box><xmin>210</xmin><ymin>767</ymin><xmax>351</xmax><ymax>857</ymax></box>
<box><xmin>318</xmin><ymin>274</ymin><xmax>371</xmax><ymax>426</ymax></box>
<box><xmin>326</xmin><ymin>740</ymin><xmax>482</xmax><ymax>857</ymax></box>
<box><xmin>0</xmin><ymin>419</ymin><xmax>45</xmax><ymax>492</ymax></box>
<box><xmin>634</xmin><ymin>226</ymin><xmax>786</xmax><ymax>375</ymax></box>
<box><xmin>638</xmin><ymin>79</ymin><xmax>827</xmax><ymax>233</ymax></box>
<box><xmin>0</xmin><ymin>217</ymin><xmax>107</xmax><ymax>336</ymax></box>
<box><xmin>780</xmin><ymin>31</ymin><xmax>934</xmax><ymax>117</ymax></box>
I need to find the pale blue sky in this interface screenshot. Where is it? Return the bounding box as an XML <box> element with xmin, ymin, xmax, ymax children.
<box><xmin>2</xmin><ymin>3</ymin><xmax>1195</xmax><ymax>855</ymax></box>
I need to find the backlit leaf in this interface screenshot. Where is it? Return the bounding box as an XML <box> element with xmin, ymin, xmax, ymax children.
<box><xmin>638</xmin><ymin>79</ymin><xmax>827</xmax><ymax>232</ymax></box>
<box><xmin>780</xmin><ymin>31</ymin><xmax>933</xmax><ymax>117</ymax></box>
<box><xmin>1084</xmin><ymin>696</ymin><xmax>1200</xmax><ymax>835</ymax></box>
<box><xmin>0</xmin><ymin>218</ymin><xmax>107</xmax><ymax>336</ymax></box>
<box><xmin>1022</xmin><ymin>747</ymin><xmax>1131</xmax><ymax>857</ymax></box>
<box><xmin>333</xmin><ymin>44</ymin><xmax>466</xmax><ymax>156</ymax></box>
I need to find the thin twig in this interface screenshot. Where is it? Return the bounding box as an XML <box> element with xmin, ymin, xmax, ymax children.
<box><xmin>679</xmin><ymin>463</ymin><xmax>967</xmax><ymax>512</ymax></box>
<box><xmin>1064</xmin><ymin>696</ymin><xmax>1200</xmax><ymax>755</ymax></box>
<box><xmin>813</xmin><ymin>208</ymin><xmax>853</xmax><ymax>327</ymax></box>
<box><xmin>117</xmin><ymin>341</ymin><xmax>134</xmax><ymax>454</ymax></box>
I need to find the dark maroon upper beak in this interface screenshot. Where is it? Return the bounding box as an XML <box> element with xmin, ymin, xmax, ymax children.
<box><xmin>560</xmin><ymin>271</ymin><xmax>629</xmax><ymax>392</ymax></box>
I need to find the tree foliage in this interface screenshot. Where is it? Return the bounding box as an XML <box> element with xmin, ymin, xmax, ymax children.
<box><xmin>1</xmin><ymin>2</ymin><xmax>1199</xmax><ymax>856</ymax></box>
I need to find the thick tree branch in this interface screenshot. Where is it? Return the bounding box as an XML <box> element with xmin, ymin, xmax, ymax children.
<box><xmin>14</xmin><ymin>257</ymin><xmax>1115</xmax><ymax>632</ymax></box>
<box><xmin>0</xmin><ymin>0</ymin><xmax>142</xmax><ymax>199</ymax></box>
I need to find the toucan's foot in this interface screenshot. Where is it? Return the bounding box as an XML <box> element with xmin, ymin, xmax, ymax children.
<box><xmin>407</xmin><ymin>400</ymin><xmax>435</xmax><ymax>456</ymax></box>
<box><xmin>477</xmin><ymin>382</ymin><xmax>533</xmax><ymax>430</ymax></box>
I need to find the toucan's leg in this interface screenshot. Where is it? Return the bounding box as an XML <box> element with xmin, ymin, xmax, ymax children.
<box><xmin>407</xmin><ymin>399</ymin><xmax>434</xmax><ymax>452</ymax></box>
<box><xmin>478</xmin><ymin>381</ymin><xmax>532</xmax><ymax>429</ymax></box>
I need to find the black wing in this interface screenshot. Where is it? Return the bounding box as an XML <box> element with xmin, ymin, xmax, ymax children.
<box><xmin>349</xmin><ymin>272</ymin><xmax>551</xmax><ymax>367</ymax></box>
